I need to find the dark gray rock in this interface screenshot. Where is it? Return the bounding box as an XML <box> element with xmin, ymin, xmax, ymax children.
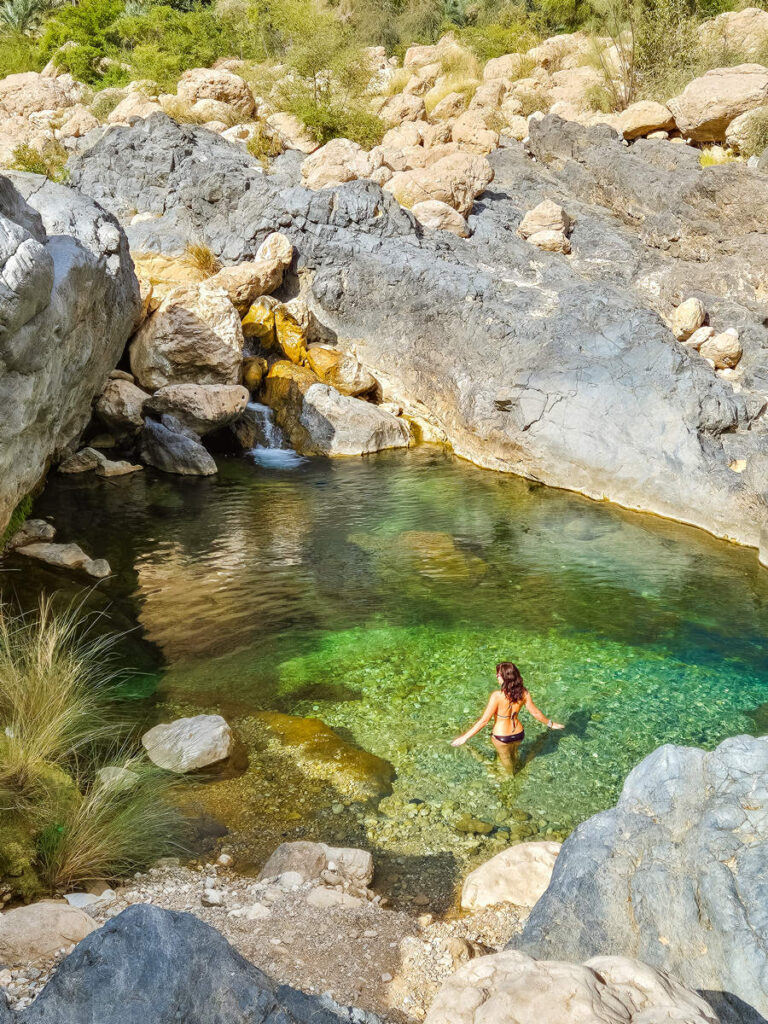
<box><xmin>0</xmin><ymin>171</ymin><xmax>140</xmax><ymax>534</ymax></box>
<box><xmin>140</xmin><ymin>415</ymin><xmax>217</xmax><ymax>475</ymax></box>
<box><xmin>510</xmin><ymin>735</ymin><xmax>768</xmax><ymax>1024</ymax></box>
<box><xmin>69</xmin><ymin>114</ymin><xmax>768</xmax><ymax>548</ymax></box>
<box><xmin>6</xmin><ymin>904</ymin><xmax>382</xmax><ymax>1024</ymax></box>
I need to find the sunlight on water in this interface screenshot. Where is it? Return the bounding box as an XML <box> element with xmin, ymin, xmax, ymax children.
<box><xmin>8</xmin><ymin>447</ymin><xmax>768</xmax><ymax>851</ymax></box>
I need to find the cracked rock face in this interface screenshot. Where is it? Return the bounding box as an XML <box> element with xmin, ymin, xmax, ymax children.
<box><xmin>69</xmin><ymin>113</ymin><xmax>768</xmax><ymax>547</ymax></box>
<box><xmin>510</xmin><ymin>735</ymin><xmax>768</xmax><ymax>1024</ymax></box>
<box><xmin>0</xmin><ymin>172</ymin><xmax>139</xmax><ymax>534</ymax></box>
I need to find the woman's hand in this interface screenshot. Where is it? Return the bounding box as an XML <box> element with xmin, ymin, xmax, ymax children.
<box><xmin>451</xmin><ymin>736</ymin><xmax>467</xmax><ymax>747</ymax></box>
<box><xmin>550</xmin><ymin>721</ymin><xmax>565</xmax><ymax>730</ymax></box>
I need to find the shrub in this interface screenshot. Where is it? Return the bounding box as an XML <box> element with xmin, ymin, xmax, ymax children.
<box><xmin>1</xmin><ymin>494</ymin><xmax>32</xmax><ymax>548</ymax></box>
<box><xmin>699</xmin><ymin>145</ymin><xmax>739</xmax><ymax>167</ymax></box>
<box><xmin>424</xmin><ymin>72</ymin><xmax>479</xmax><ymax>114</ymax></box>
<box><xmin>35</xmin><ymin>759</ymin><xmax>188</xmax><ymax>892</ymax></box>
<box><xmin>246</xmin><ymin>121</ymin><xmax>284</xmax><ymax>165</ymax></box>
<box><xmin>90</xmin><ymin>87</ymin><xmax>123</xmax><ymax>120</ymax></box>
<box><xmin>287</xmin><ymin>91</ymin><xmax>385</xmax><ymax>146</ymax></box>
<box><xmin>515</xmin><ymin>84</ymin><xmax>551</xmax><ymax>116</ymax></box>
<box><xmin>0</xmin><ymin>29</ymin><xmax>42</xmax><ymax>77</ymax></box>
<box><xmin>184</xmin><ymin>241</ymin><xmax>221</xmax><ymax>276</ymax></box>
<box><xmin>584</xmin><ymin>80</ymin><xmax>615</xmax><ymax>112</ymax></box>
<box><xmin>10</xmin><ymin>141</ymin><xmax>69</xmax><ymax>182</ymax></box>
<box><xmin>738</xmin><ymin>107</ymin><xmax>768</xmax><ymax>159</ymax></box>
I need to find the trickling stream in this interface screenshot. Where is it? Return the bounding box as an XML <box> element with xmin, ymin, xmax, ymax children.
<box><xmin>5</xmin><ymin>447</ymin><xmax>768</xmax><ymax>889</ymax></box>
<box><xmin>244</xmin><ymin>402</ymin><xmax>306</xmax><ymax>470</ymax></box>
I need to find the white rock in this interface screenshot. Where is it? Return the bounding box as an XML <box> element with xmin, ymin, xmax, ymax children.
<box><xmin>243</xmin><ymin>903</ymin><xmax>272</xmax><ymax>921</ymax></box>
<box><xmin>141</xmin><ymin>714</ymin><xmax>233</xmax><ymax>772</ymax></box>
<box><xmin>699</xmin><ymin>328</ymin><xmax>742</xmax><ymax>369</ymax></box>
<box><xmin>526</xmin><ymin>229</ymin><xmax>571</xmax><ymax>253</ymax></box>
<box><xmin>201</xmin><ymin>889</ymin><xmax>225</xmax><ymax>907</ymax></box>
<box><xmin>683</xmin><ymin>325</ymin><xmax>715</xmax><ymax>350</ymax></box>
<box><xmin>461</xmin><ymin>841</ymin><xmax>561</xmax><ymax>911</ymax></box>
<box><xmin>518</xmin><ymin>199</ymin><xmax>570</xmax><ymax>239</ymax></box>
<box><xmin>426</xmin><ymin>951</ymin><xmax>719</xmax><ymax>1024</ymax></box>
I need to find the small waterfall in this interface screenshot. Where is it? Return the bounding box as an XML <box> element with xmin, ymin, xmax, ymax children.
<box><xmin>245</xmin><ymin>402</ymin><xmax>304</xmax><ymax>469</ymax></box>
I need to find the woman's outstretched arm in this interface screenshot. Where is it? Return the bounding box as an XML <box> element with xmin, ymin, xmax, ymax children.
<box><xmin>451</xmin><ymin>694</ymin><xmax>498</xmax><ymax>746</ymax></box>
<box><xmin>524</xmin><ymin>690</ymin><xmax>564</xmax><ymax>730</ymax></box>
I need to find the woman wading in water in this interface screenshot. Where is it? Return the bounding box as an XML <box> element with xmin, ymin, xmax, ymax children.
<box><xmin>451</xmin><ymin>662</ymin><xmax>564</xmax><ymax>771</ymax></box>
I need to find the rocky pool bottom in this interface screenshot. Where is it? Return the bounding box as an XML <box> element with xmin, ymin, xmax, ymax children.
<box><xmin>5</xmin><ymin>447</ymin><xmax>768</xmax><ymax>903</ymax></box>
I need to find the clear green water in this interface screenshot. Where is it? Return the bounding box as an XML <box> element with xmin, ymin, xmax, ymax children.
<box><xmin>7</xmin><ymin>448</ymin><xmax>768</xmax><ymax>848</ymax></box>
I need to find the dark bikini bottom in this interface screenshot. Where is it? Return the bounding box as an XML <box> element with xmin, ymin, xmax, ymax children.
<box><xmin>492</xmin><ymin>731</ymin><xmax>524</xmax><ymax>744</ymax></box>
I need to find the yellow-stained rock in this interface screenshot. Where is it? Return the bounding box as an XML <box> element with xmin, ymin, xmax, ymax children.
<box><xmin>306</xmin><ymin>345</ymin><xmax>343</xmax><ymax>379</ymax></box>
<box><xmin>274</xmin><ymin>304</ymin><xmax>307</xmax><ymax>364</ymax></box>
<box><xmin>131</xmin><ymin>251</ymin><xmax>208</xmax><ymax>306</ymax></box>
<box><xmin>242</xmin><ymin>355</ymin><xmax>268</xmax><ymax>391</ymax></box>
<box><xmin>242</xmin><ymin>296</ymin><xmax>277</xmax><ymax>345</ymax></box>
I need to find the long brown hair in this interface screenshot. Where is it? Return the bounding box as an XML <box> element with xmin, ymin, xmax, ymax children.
<box><xmin>497</xmin><ymin>662</ymin><xmax>525</xmax><ymax>703</ymax></box>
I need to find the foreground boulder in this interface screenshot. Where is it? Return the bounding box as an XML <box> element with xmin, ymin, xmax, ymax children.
<box><xmin>0</xmin><ymin>902</ymin><xmax>96</xmax><ymax>965</ymax></box>
<box><xmin>14</xmin><ymin>542</ymin><xmax>110</xmax><ymax>579</ymax></box>
<box><xmin>461</xmin><ymin>841</ymin><xmax>561</xmax><ymax>911</ymax></box>
<box><xmin>0</xmin><ymin>904</ymin><xmax>382</xmax><ymax>1024</ymax></box>
<box><xmin>144</xmin><ymin>383</ymin><xmax>249</xmax><ymax>435</ymax></box>
<box><xmin>0</xmin><ymin>173</ymin><xmax>139</xmax><ymax>536</ymax></box>
<box><xmin>512</xmin><ymin>735</ymin><xmax>768</xmax><ymax>1024</ymax></box>
<box><xmin>426</xmin><ymin>951</ymin><xmax>718</xmax><ymax>1024</ymax></box>
<box><xmin>142</xmin><ymin>714</ymin><xmax>233</xmax><ymax>772</ymax></box>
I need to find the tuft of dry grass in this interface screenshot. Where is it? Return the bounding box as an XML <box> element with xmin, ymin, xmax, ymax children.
<box><xmin>424</xmin><ymin>73</ymin><xmax>480</xmax><ymax>115</ymax></box>
<box><xmin>385</xmin><ymin>66</ymin><xmax>412</xmax><ymax>96</ymax></box>
<box><xmin>515</xmin><ymin>86</ymin><xmax>552</xmax><ymax>117</ymax></box>
<box><xmin>35</xmin><ymin>757</ymin><xmax>189</xmax><ymax>892</ymax></box>
<box><xmin>0</xmin><ymin>600</ymin><xmax>116</xmax><ymax>796</ymax></box>
<box><xmin>184</xmin><ymin>241</ymin><xmax>222</xmax><ymax>277</ymax></box>
<box><xmin>699</xmin><ymin>145</ymin><xmax>741</xmax><ymax>167</ymax></box>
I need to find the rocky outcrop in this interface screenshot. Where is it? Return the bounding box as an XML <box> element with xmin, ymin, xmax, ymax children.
<box><xmin>511</xmin><ymin>735</ymin><xmax>768</xmax><ymax>1024</ymax></box>
<box><xmin>0</xmin><ymin>172</ymin><xmax>139</xmax><ymax>535</ymax></box>
<box><xmin>67</xmin><ymin>113</ymin><xmax>768</xmax><ymax>549</ymax></box>
<box><xmin>426</xmin><ymin>951</ymin><xmax>718</xmax><ymax>1024</ymax></box>
<box><xmin>0</xmin><ymin>904</ymin><xmax>382</xmax><ymax>1024</ymax></box>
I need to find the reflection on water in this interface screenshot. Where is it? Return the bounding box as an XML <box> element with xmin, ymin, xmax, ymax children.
<box><xmin>5</xmin><ymin>448</ymin><xmax>768</xmax><ymax>845</ymax></box>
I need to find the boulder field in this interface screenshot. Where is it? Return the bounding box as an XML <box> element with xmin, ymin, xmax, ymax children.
<box><xmin>68</xmin><ymin>112</ymin><xmax>768</xmax><ymax>548</ymax></box>
<box><xmin>0</xmin><ymin>172</ymin><xmax>139</xmax><ymax>535</ymax></box>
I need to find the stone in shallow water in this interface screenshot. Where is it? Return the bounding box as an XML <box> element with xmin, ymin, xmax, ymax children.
<box><xmin>142</xmin><ymin>714</ymin><xmax>233</xmax><ymax>772</ymax></box>
<box><xmin>14</xmin><ymin>542</ymin><xmax>110</xmax><ymax>579</ymax></box>
<box><xmin>5</xmin><ymin>519</ymin><xmax>55</xmax><ymax>549</ymax></box>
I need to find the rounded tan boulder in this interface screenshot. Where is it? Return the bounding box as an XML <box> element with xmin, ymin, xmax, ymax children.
<box><xmin>384</xmin><ymin>152</ymin><xmax>494</xmax><ymax>216</ymax></box>
<box><xmin>95</xmin><ymin>377</ymin><xmax>149</xmax><ymax>437</ymax></box>
<box><xmin>668</xmin><ymin>64</ymin><xmax>768</xmax><ymax>142</ymax></box>
<box><xmin>301</xmin><ymin>137</ymin><xmax>380</xmax><ymax>189</ymax></box>
<box><xmin>615</xmin><ymin>100</ymin><xmax>676</xmax><ymax>139</ymax></box>
<box><xmin>451</xmin><ymin>111</ymin><xmax>500</xmax><ymax>155</ymax></box>
<box><xmin>699</xmin><ymin>328</ymin><xmax>742</xmax><ymax>369</ymax></box>
<box><xmin>518</xmin><ymin>199</ymin><xmax>571</xmax><ymax>239</ymax></box>
<box><xmin>0</xmin><ymin>902</ymin><xmax>97</xmax><ymax>964</ymax></box>
<box><xmin>425</xmin><ymin>951</ymin><xmax>719</xmax><ymax>1024</ymax></box>
<box><xmin>380</xmin><ymin>92</ymin><xmax>427</xmax><ymax>127</ymax></box>
<box><xmin>671</xmin><ymin>297</ymin><xmax>706</xmax><ymax>341</ymax></box>
<box><xmin>265</xmin><ymin>112</ymin><xmax>319</xmax><ymax>154</ymax></box>
<box><xmin>461</xmin><ymin>841</ymin><xmax>561</xmax><ymax>911</ymax></box>
<box><xmin>725</xmin><ymin>102</ymin><xmax>768</xmax><ymax>152</ymax></box>
<box><xmin>107</xmin><ymin>92</ymin><xmax>162</xmax><ymax>125</ymax></box>
<box><xmin>144</xmin><ymin>383</ymin><xmax>249</xmax><ymax>434</ymax></box>
<box><xmin>176</xmin><ymin>68</ymin><xmax>255</xmax><ymax>119</ymax></box>
<box><xmin>412</xmin><ymin>199</ymin><xmax>470</xmax><ymax>236</ymax></box>
<box><xmin>207</xmin><ymin>259</ymin><xmax>285</xmax><ymax>314</ymax></box>
<box><xmin>129</xmin><ymin>283</ymin><xmax>243</xmax><ymax>390</ymax></box>
<box><xmin>431</xmin><ymin>91</ymin><xmax>469</xmax><ymax>121</ymax></box>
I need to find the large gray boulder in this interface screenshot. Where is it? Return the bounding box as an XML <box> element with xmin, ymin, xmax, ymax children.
<box><xmin>68</xmin><ymin>114</ymin><xmax>768</xmax><ymax>548</ymax></box>
<box><xmin>0</xmin><ymin>904</ymin><xmax>382</xmax><ymax>1024</ymax></box>
<box><xmin>139</xmin><ymin>415</ymin><xmax>217</xmax><ymax>476</ymax></box>
<box><xmin>0</xmin><ymin>173</ymin><xmax>139</xmax><ymax>535</ymax></box>
<box><xmin>510</xmin><ymin>735</ymin><xmax>768</xmax><ymax>1024</ymax></box>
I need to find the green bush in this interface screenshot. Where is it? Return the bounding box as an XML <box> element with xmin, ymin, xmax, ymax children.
<box><xmin>288</xmin><ymin>92</ymin><xmax>384</xmax><ymax>146</ymax></box>
<box><xmin>0</xmin><ymin>29</ymin><xmax>42</xmax><ymax>77</ymax></box>
<box><xmin>1</xmin><ymin>494</ymin><xmax>32</xmax><ymax>548</ymax></box>
<box><xmin>10</xmin><ymin>141</ymin><xmax>69</xmax><ymax>181</ymax></box>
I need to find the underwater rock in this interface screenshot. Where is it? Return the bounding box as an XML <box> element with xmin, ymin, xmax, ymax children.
<box><xmin>511</xmin><ymin>734</ymin><xmax>768</xmax><ymax>1024</ymax></box>
<box><xmin>255</xmin><ymin>712</ymin><xmax>394</xmax><ymax>802</ymax></box>
<box><xmin>13</xmin><ymin>542</ymin><xmax>110</xmax><ymax>579</ymax></box>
